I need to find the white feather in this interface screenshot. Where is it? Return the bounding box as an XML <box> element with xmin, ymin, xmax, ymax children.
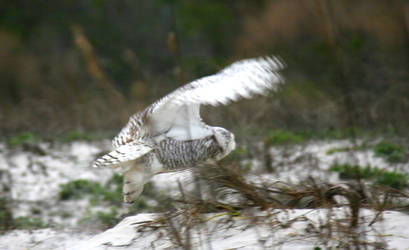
<box><xmin>93</xmin><ymin>141</ymin><xmax>152</xmax><ymax>168</ymax></box>
<box><xmin>97</xmin><ymin>55</ymin><xmax>285</xmax><ymax>167</ymax></box>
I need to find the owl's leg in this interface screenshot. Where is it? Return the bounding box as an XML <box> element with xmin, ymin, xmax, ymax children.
<box><xmin>123</xmin><ymin>165</ymin><xmax>152</xmax><ymax>203</ymax></box>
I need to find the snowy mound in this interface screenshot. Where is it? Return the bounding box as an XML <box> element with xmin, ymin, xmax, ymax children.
<box><xmin>2</xmin><ymin>208</ymin><xmax>409</xmax><ymax>249</ymax></box>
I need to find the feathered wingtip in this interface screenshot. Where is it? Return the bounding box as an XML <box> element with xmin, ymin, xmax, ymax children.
<box><xmin>248</xmin><ymin>54</ymin><xmax>286</xmax><ymax>91</ymax></box>
<box><xmin>266</xmin><ymin>55</ymin><xmax>286</xmax><ymax>70</ymax></box>
<box><xmin>92</xmin><ymin>141</ymin><xmax>153</xmax><ymax>168</ymax></box>
<box><xmin>168</xmin><ymin>54</ymin><xmax>287</xmax><ymax>106</ymax></box>
<box><xmin>258</xmin><ymin>55</ymin><xmax>286</xmax><ymax>83</ymax></box>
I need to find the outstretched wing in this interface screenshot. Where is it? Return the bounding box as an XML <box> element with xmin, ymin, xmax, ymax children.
<box><xmin>148</xmin><ymin>56</ymin><xmax>285</xmax><ymax>139</ymax></box>
<box><xmin>158</xmin><ymin>56</ymin><xmax>284</xmax><ymax>107</ymax></box>
<box><xmin>113</xmin><ymin>55</ymin><xmax>285</xmax><ymax>145</ymax></box>
<box><xmin>93</xmin><ymin>140</ymin><xmax>153</xmax><ymax>168</ymax></box>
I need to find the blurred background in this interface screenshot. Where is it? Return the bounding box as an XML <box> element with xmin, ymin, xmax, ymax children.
<box><xmin>0</xmin><ymin>0</ymin><xmax>408</xmax><ymax>138</ymax></box>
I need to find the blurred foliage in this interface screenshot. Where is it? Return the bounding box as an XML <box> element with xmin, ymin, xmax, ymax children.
<box><xmin>59</xmin><ymin>173</ymin><xmax>172</xmax><ymax>226</ymax></box>
<box><xmin>373</xmin><ymin>140</ymin><xmax>406</xmax><ymax>163</ymax></box>
<box><xmin>95</xmin><ymin>208</ymin><xmax>119</xmax><ymax>228</ymax></box>
<box><xmin>59</xmin><ymin>176</ymin><xmax>123</xmax><ymax>205</ymax></box>
<box><xmin>62</xmin><ymin>173</ymin><xmax>174</xmax><ymax>228</ymax></box>
<box><xmin>375</xmin><ymin>171</ymin><xmax>408</xmax><ymax>190</ymax></box>
<box><xmin>58</xmin><ymin>131</ymin><xmax>94</xmax><ymax>142</ymax></box>
<box><xmin>266</xmin><ymin>128</ymin><xmax>365</xmax><ymax>146</ymax></box>
<box><xmin>330</xmin><ymin>163</ymin><xmax>408</xmax><ymax>190</ymax></box>
<box><xmin>56</xmin><ymin>130</ymin><xmax>116</xmax><ymax>143</ymax></box>
<box><xmin>0</xmin><ymin>198</ymin><xmax>47</xmax><ymax>231</ymax></box>
<box><xmin>79</xmin><ymin>207</ymin><xmax>120</xmax><ymax>230</ymax></box>
<box><xmin>58</xmin><ymin>174</ymin><xmax>161</xmax><ymax>228</ymax></box>
<box><xmin>12</xmin><ymin>216</ymin><xmax>47</xmax><ymax>230</ymax></box>
<box><xmin>330</xmin><ymin>164</ymin><xmax>381</xmax><ymax>179</ymax></box>
<box><xmin>6</xmin><ymin>132</ymin><xmax>39</xmax><ymax>147</ymax></box>
<box><xmin>326</xmin><ymin>143</ymin><xmax>368</xmax><ymax>155</ymax></box>
<box><xmin>0</xmin><ymin>0</ymin><xmax>408</xmax><ymax>138</ymax></box>
<box><xmin>267</xmin><ymin>130</ymin><xmax>304</xmax><ymax>145</ymax></box>
<box><xmin>0</xmin><ymin>198</ymin><xmax>13</xmax><ymax>232</ymax></box>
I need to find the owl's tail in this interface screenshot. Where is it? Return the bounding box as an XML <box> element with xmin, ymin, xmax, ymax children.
<box><xmin>123</xmin><ymin>166</ymin><xmax>150</xmax><ymax>203</ymax></box>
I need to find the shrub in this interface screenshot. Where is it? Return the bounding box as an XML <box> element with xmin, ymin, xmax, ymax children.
<box><xmin>59</xmin><ymin>174</ymin><xmax>168</xmax><ymax>209</ymax></box>
<box><xmin>330</xmin><ymin>164</ymin><xmax>378</xmax><ymax>179</ymax></box>
<box><xmin>59</xmin><ymin>179</ymin><xmax>104</xmax><ymax>200</ymax></box>
<box><xmin>374</xmin><ymin>141</ymin><xmax>405</xmax><ymax>163</ymax></box>
<box><xmin>59</xmin><ymin>176</ymin><xmax>125</xmax><ymax>204</ymax></box>
<box><xmin>7</xmin><ymin>132</ymin><xmax>38</xmax><ymax>147</ymax></box>
<box><xmin>267</xmin><ymin>130</ymin><xmax>304</xmax><ymax>145</ymax></box>
<box><xmin>375</xmin><ymin>171</ymin><xmax>408</xmax><ymax>190</ymax></box>
<box><xmin>329</xmin><ymin>163</ymin><xmax>408</xmax><ymax>189</ymax></box>
<box><xmin>13</xmin><ymin>217</ymin><xmax>46</xmax><ymax>229</ymax></box>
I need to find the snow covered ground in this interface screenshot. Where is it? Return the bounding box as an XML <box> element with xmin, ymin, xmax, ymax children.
<box><xmin>2</xmin><ymin>208</ymin><xmax>409</xmax><ymax>249</ymax></box>
<box><xmin>0</xmin><ymin>139</ymin><xmax>408</xmax><ymax>249</ymax></box>
<box><xmin>74</xmin><ymin>208</ymin><xmax>409</xmax><ymax>250</ymax></box>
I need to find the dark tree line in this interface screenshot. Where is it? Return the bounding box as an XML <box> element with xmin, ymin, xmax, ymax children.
<box><xmin>0</xmin><ymin>0</ymin><xmax>408</xmax><ymax>137</ymax></box>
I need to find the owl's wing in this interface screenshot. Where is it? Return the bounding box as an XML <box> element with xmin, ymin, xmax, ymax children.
<box><xmin>93</xmin><ymin>140</ymin><xmax>153</xmax><ymax>168</ymax></box>
<box><xmin>112</xmin><ymin>112</ymin><xmax>145</xmax><ymax>148</ymax></box>
<box><xmin>147</xmin><ymin>56</ymin><xmax>285</xmax><ymax>140</ymax></box>
<box><xmin>158</xmin><ymin>56</ymin><xmax>284</xmax><ymax>107</ymax></box>
<box><xmin>112</xmin><ymin>56</ymin><xmax>285</xmax><ymax>144</ymax></box>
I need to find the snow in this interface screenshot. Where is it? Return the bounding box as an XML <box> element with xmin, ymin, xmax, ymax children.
<box><xmin>0</xmin><ymin>141</ymin><xmax>113</xmax><ymax>224</ymax></box>
<box><xmin>252</xmin><ymin>140</ymin><xmax>409</xmax><ymax>185</ymax></box>
<box><xmin>0</xmin><ymin>228</ymin><xmax>91</xmax><ymax>250</ymax></box>
<box><xmin>3</xmin><ymin>208</ymin><xmax>407</xmax><ymax>250</ymax></box>
<box><xmin>0</xmin><ymin>139</ymin><xmax>408</xmax><ymax>249</ymax></box>
<box><xmin>3</xmin><ymin>141</ymin><xmax>112</xmax><ymax>202</ymax></box>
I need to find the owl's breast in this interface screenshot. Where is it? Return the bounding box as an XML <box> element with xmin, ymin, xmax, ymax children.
<box><xmin>153</xmin><ymin>136</ymin><xmax>222</xmax><ymax>170</ymax></box>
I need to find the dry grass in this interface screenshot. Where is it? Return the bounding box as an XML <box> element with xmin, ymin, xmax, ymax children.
<box><xmin>126</xmin><ymin>160</ymin><xmax>409</xmax><ymax>249</ymax></box>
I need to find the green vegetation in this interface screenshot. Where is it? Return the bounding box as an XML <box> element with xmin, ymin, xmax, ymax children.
<box><xmin>59</xmin><ymin>176</ymin><xmax>123</xmax><ymax>205</ymax></box>
<box><xmin>0</xmin><ymin>198</ymin><xmax>13</xmax><ymax>231</ymax></box>
<box><xmin>0</xmin><ymin>198</ymin><xmax>47</xmax><ymax>231</ymax></box>
<box><xmin>326</xmin><ymin>146</ymin><xmax>351</xmax><ymax>155</ymax></box>
<box><xmin>59</xmin><ymin>174</ymin><xmax>164</xmax><ymax>228</ymax></box>
<box><xmin>13</xmin><ymin>217</ymin><xmax>46</xmax><ymax>230</ymax></box>
<box><xmin>4</xmin><ymin>130</ymin><xmax>116</xmax><ymax>148</ymax></box>
<box><xmin>266</xmin><ymin>128</ymin><xmax>360</xmax><ymax>146</ymax></box>
<box><xmin>6</xmin><ymin>132</ymin><xmax>39</xmax><ymax>147</ymax></box>
<box><xmin>59</xmin><ymin>179</ymin><xmax>101</xmax><ymax>200</ymax></box>
<box><xmin>59</xmin><ymin>174</ymin><xmax>170</xmax><ymax>214</ymax></box>
<box><xmin>59</xmin><ymin>131</ymin><xmax>93</xmax><ymax>142</ymax></box>
<box><xmin>375</xmin><ymin>172</ymin><xmax>408</xmax><ymax>190</ymax></box>
<box><xmin>330</xmin><ymin>164</ymin><xmax>379</xmax><ymax>179</ymax></box>
<box><xmin>79</xmin><ymin>207</ymin><xmax>120</xmax><ymax>229</ymax></box>
<box><xmin>373</xmin><ymin>141</ymin><xmax>406</xmax><ymax>163</ymax></box>
<box><xmin>59</xmin><ymin>174</ymin><xmax>172</xmax><ymax>228</ymax></box>
<box><xmin>56</xmin><ymin>131</ymin><xmax>117</xmax><ymax>143</ymax></box>
<box><xmin>326</xmin><ymin>143</ymin><xmax>368</xmax><ymax>155</ymax></box>
<box><xmin>330</xmin><ymin>163</ymin><xmax>408</xmax><ymax>189</ymax></box>
<box><xmin>267</xmin><ymin>130</ymin><xmax>304</xmax><ymax>145</ymax></box>
<box><xmin>95</xmin><ymin>208</ymin><xmax>119</xmax><ymax>228</ymax></box>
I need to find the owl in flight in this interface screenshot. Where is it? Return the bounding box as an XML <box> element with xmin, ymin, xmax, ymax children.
<box><xmin>93</xmin><ymin>56</ymin><xmax>285</xmax><ymax>203</ymax></box>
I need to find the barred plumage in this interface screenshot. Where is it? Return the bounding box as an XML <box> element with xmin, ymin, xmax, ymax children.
<box><xmin>154</xmin><ymin>136</ymin><xmax>222</xmax><ymax>170</ymax></box>
<box><xmin>93</xmin><ymin>55</ymin><xmax>285</xmax><ymax>203</ymax></box>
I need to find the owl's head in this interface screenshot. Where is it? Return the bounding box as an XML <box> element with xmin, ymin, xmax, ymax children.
<box><xmin>212</xmin><ymin>127</ymin><xmax>236</xmax><ymax>160</ymax></box>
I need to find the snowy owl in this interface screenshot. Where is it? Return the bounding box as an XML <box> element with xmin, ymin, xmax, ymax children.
<box><xmin>93</xmin><ymin>56</ymin><xmax>285</xmax><ymax>203</ymax></box>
